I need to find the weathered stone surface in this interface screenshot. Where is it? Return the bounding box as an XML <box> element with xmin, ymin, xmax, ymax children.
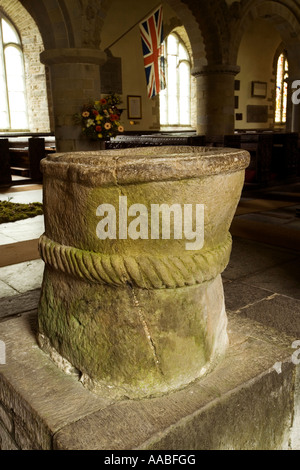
<box><xmin>0</xmin><ymin>311</ymin><xmax>298</xmax><ymax>450</ymax></box>
<box><xmin>240</xmin><ymin>257</ymin><xmax>300</xmax><ymax>301</ymax></box>
<box><xmin>237</xmin><ymin>293</ymin><xmax>300</xmax><ymax>337</ymax></box>
<box><xmin>0</xmin><ymin>280</ymin><xmax>18</xmax><ymax>299</ymax></box>
<box><xmin>0</xmin><ymin>403</ymin><xmax>13</xmax><ymax>434</ymax></box>
<box><xmin>38</xmin><ymin>272</ymin><xmax>228</xmax><ymax>399</ymax></box>
<box><xmin>53</xmin><ymin>315</ymin><xmax>297</xmax><ymax>450</ymax></box>
<box><xmin>0</xmin><ymin>422</ymin><xmax>19</xmax><ymax>450</ymax></box>
<box><xmin>38</xmin><ymin>147</ymin><xmax>249</xmax><ymax>398</ymax></box>
<box><xmin>224</xmin><ymin>280</ymin><xmax>272</xmax><ymax>312</ymax></box>
<box><xmin>223</xmin><ymin>238</ymin><xmax>298</xmax><ymax>281</ymax></box>
<box><xmin>0</xmin><ymin>312</ymin><xmax>112</xmax><ymax>450</ymax></box>
<box><xmin>0</xmin><ymin>259</ymin><xmax>43</xmax><ymax>291</ymax></box>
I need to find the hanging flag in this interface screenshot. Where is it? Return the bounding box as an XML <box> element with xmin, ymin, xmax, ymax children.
<box><xmin>139</xmin><ymin>5</ymin><xmax>166</xmax><ymax>99</ymax></box>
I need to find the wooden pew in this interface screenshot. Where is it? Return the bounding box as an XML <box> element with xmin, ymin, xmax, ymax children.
<box><xmin>29</xmin><ymin>138</ymin><xmax>46</xmax><ymax>181</ymax></box>
<box><xmin>224</xmin><ymin>135</ymin><xmax>241</xmax><ymax>149</ymax></box>
<box><xmin>0</xmin><ymin>139</ymin><xmax>12</xmax><ymax>185</ymax></box>
<box><xmin>224</xmin><ymin>133</ymin><xmax>273</xmax><ymax>186</ymax></box>
<box><xmin>3</xmin><ymin>135</ymin><xmax>56</xmax><ymax>185</ymax></box>
<box><xmin>272</xmin><ymin>133</ymin><xmax>298</xmax><ymax>180</ymax></box>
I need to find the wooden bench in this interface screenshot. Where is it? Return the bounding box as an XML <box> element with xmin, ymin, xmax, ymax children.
<box><xmin>0</xmin><ymin>139</ymin><xmax>12</xmax><ymax>185</ymax></box>
<box><xmin>224</xmin><ymin>132</ymin><xmax>299</xmax><ymax>186</ymax></box>
<box><xmin>0</xmin><ymin>135</ymin><xmax>56</xmax><ymax>186</ymax></box>
<box><xmin>272</xmin><ymin>133</ymin><xmax>299</xmax><ymax>180</ymax></box>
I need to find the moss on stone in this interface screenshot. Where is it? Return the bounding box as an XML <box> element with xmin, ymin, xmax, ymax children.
<box><xmin>0</xmin><ymin>201</ymin><xmax>43</xmax><ymax>224</ymax></box>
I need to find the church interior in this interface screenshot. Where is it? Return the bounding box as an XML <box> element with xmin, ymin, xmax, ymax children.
<box><xmin>0</xmin><ymin>0</ymin><xmax>300</xmax><ymax>451</ymax></box>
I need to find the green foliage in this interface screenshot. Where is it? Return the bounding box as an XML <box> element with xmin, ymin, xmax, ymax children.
<box><xmin>0</xmin><ymin>201</ymin><xmax>43</xmax><ymax>224</ymax></box>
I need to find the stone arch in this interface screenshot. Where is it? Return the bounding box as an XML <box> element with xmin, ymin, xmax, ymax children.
<box><xmin>230</xmin><ymin>0</ymin><xmax>300</xmax><ymax>66</ymax></box>
<box><xmin>19</xmin><ymin>0</ymin><xmax>64</xmax><ymax>49</ymax></box>
<box><xmin>20</xmin><ymin>0</ymin><xmax>112</xmax><ymax>50</ymax></box>
<box><xmin>166</xmin><ymin>0</ymin><xmax>233</xmax><ymax>67</ymax></box>
<box><xmin>0</xmin><ymin>0</ymin><xmax>52</xmax><ymax>132</ymax></box>
<box><xmin>165</xmin><ymin>0</ymin><xmax>207</xmax><ymax>69</ymax></box>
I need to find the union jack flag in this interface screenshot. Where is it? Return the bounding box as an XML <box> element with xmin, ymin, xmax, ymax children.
<box><xmin>139</xmin><ymin>6</ymin><xmax>166</xmax><ymax>99</ymax></box>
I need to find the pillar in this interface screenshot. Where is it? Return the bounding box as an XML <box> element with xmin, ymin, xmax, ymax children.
<box><xmin>193</xmin><ymin>64</ymin><xmax>240</xmax><ymax>138</ymax></box>
<box><xmin>40</xmin><ymin>48</ymin><xmax>107</xmax><ymax>152</ymax></box>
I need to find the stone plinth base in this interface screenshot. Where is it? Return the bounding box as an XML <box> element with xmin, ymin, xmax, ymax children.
<box><xmin>0</xmin><ymin>311</ymin><xmax>299</xmax><ymax>450</ymax></box>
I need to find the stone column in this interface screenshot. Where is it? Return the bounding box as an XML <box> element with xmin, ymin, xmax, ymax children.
<box><xmin>193</xmin><ymin>64</ymin><xmax>240</xmax><ymax>138</ymax></box>
<box><xmin>40</xmin><ymin>48</ymin><xmax>107</xmax><ymax>152</ymax></box>
<box><xmin>37</xmin><ymin>146</ymin><xmax>250</xmax><ymax>399</ymax></box>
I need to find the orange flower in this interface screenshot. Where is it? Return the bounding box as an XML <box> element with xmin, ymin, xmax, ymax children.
<box><xmin>82</xmin><ymin>111</ymin><xmax>90</xmax><ymax>118</ymax></box>
<box><xmin>100</xmin><ymin>99</ymin><xmax>107</xmax><ymax>105</ymax></box>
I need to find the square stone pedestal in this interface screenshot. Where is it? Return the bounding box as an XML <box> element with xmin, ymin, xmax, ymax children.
<box><xmin>0</xmin><ymin>310</ymin><xmax>299</xmax><ymax>450</ymax></box>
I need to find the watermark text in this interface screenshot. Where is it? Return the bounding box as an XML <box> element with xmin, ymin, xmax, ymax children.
<box><xmin>96</xmin><ymin>197</ymin><xmax>204</xmax><ymax>251</ymax></box>
<box><xmin>0</xmin><ymin>340</ymin><xmax>6</xmax><ymax>365</ymax></box>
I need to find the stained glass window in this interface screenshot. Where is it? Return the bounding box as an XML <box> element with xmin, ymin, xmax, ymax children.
<box><xmin>0</xmin><ymin>15</ymin><xmax>28</xmax><ymax>130</ymax></box>
<box><xmin>275</xmin><ymin>52</ymin><xmax>288</xmax><ymax>124</ymax></box>
<box><xmin>160</xmin><ymin>33</ymin><xmax>191</xmax><ymax>127</ymax></box>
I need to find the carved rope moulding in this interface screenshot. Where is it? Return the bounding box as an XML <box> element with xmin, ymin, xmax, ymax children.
<box><xmin>39</xmin><ymin>233</ymin><xmax>232</xmax><ymax>289</ymax></box>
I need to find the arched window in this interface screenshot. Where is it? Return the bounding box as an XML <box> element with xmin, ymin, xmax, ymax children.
<box><xmin>275</xmin><ymin>52</ymin><xmax>288</xmax><ymax>124</ymax></box>
<box><xmin>0</xmin><ymin>14</ymin><xmax>28</xmax><ymax>131</ymax></box>
<box><xmin>160</xmin><ymin>33</ymin><xmax>191</xmax><ymax>127</ymax></box>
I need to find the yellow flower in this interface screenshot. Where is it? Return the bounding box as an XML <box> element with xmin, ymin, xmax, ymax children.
<box><xmin>98</xmin><ymin>134</ymin><xmax>103</xmax><ymax>139</ymax></box>
<box><xmin>96</xmin><ymin>115</ymin><xmax>102</xmax><ymax>121</ymax></box>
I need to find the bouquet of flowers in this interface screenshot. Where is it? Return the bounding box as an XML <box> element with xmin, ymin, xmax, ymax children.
<box><xmin>75</xmin><ymin>93</ymin><xmax>124</xmax><ymax>141</ymax></box>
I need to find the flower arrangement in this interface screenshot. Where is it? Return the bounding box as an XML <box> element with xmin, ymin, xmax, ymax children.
<box><xmin>75</xmin><ymin>93</ymin><xmax>124</xmax><ymax>141</ymax></box>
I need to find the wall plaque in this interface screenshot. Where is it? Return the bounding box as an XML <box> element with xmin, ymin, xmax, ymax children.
<box><xmin>100</xmin><ymin>56</ymin><xmax>123</xmax><ymax>94</ymax></box>
<box><xmin>247</xmin><ymin>105</ymin><xmax>268</xmax><ymax>123</ymax></box>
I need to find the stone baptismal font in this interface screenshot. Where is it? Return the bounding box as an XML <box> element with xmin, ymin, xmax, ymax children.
<box><xmin>37</xmin><ymin>146</ymin><xmax>249</xmax><ymax>399</ymax></box>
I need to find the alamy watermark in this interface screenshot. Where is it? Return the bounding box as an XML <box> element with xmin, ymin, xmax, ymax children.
<box><xmin>292</xmin><ymin>81</ymin><xmax>300</xmax><ymax>104</ymax></box>
<box><xmin>0</xmin><ymin>340</ymin><xmax>6</xmax><ymax>365</ymax></box>
<box><xmin>273</xmin><ymin>340</ymin><xmax>300</xmax><ymax>374</ymax></box>
<box><xmin>96</xmin><ymin>196</ymin><xmax>205</xmax><ymax>251</ymax></box>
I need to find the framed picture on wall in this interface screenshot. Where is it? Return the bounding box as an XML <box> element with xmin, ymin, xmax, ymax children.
<box><xmin>127</xmin><ymin>95</ymin><xmax>142</xmax><ymax>119</ymax></box>
<box><xmin>252</xmin><ymin>81</ymin><xmax>267</xmax><ymax>98</ymax></box>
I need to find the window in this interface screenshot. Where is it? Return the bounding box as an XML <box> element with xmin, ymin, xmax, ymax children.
<box><xmin>275</xmin><ymin>52</ymin><xmax>288</xmax><ymax>124</ymax></box>
<box><xmin>0</xmin><ymin>15</ymin><xmax>28</xmax><ymax>131</ymax></box>
<box><xmin>160</xmin><ymin>33</ymin><xmax>191</xmax><ymax>127</ymax></box>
